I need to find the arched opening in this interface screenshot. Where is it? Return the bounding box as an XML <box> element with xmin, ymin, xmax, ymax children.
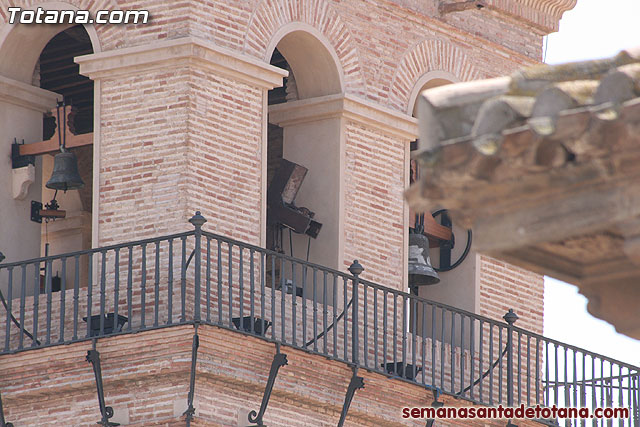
<box><xmin>265</xmin><ymin>28</ymin><xmax>344</xmax><ymax>298</ymax></box>
<box><xmin>408</xmin><ymin>76</ymin><xmax>453</xmax><ymax>236</ymax></box>
<box><xmin>0</xmin><ymin>22</ymin><xmax>96</xmax><ymax>297</ymax></box>
<box><xmin>408</xmin><ymin>73</ymin><xmax>480</xmax><ymax>346</ymax></box>
<box><xmin>38</xmin><ymin>24</ymin><xmax>94</xmax><ymax>257</ymax></box>
<box><xmin>408</xmin><ymin>73</ymin><xmax>459</xmax><ymax>200</ymax></box>
<box><xmin>270</xmin><ymin>30</ymin><xmax>342</xmax><ymax>99</ymax></box>
<box><xmin>410</xmin><ymin>78</ymin><xmax>452</xmax><ymax>117</ymax></box>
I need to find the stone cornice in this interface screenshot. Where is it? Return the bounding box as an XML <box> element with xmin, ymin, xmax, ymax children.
<box><xmin>76</xmin><ymin>37</ymin><xmax>288</xmax><ymax>89</ymax></box>
<box><xmin>0</xmin><ymin>75</ymin><xmax>59</xmax><ymax>112</ymax></box>
<box><xmin>268</xmin><ymin>93</ymin><xmax>418</xmax><ymax>141</ymax></box>
<box><xmin>485</xmin><ymin>0</ymin><xmax>578</xmax><ymax>33</ymax></box>
<box><xmin>384</xmin><ymin>0</ymin><xmax>576</xmax><ymax>36</ymax></box>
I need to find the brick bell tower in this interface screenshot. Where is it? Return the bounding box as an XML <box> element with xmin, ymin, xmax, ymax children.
<box><xmin>5</xmin><ymin>2</ymin><xmax>625</xmax><ymax>427</ymax></box>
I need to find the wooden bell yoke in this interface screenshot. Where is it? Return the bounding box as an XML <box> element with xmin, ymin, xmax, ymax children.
<box><xmin>18</xmin><ymin>106</ymin><xmax>93</xmax><ymax>157</ymax></box>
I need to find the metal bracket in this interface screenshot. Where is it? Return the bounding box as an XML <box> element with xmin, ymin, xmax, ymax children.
<box><xmin>30</xmin><ymin>200</ymin><xmax>43</xmax><ymax>223</ymax></box>
<box><xmin>0</xmin><ymin>389</ymin><xmax>14</xmax><ymax>427</ymax></box>
<box><xmin>86</xmin><ymin>349</ymin><xmax>119</xmax><ymax>426</ymax></box>
<box><xmin>337</xmin><ymin>369</ymin><xmax>365</xmax><ymax>427</ymax></box>
<box><xmin>183</xmin><ymin>331</ymin><xmax>200</xmax><ymax>426</ymax></box>
<box><xmin>11</xmin><ymin>139</ymin><xmax>34</xmax><ymax>169</ymax></box>
<box><xmin>438</xmin><ymin>211</ymin><xmax>452</xmax><ymax>270</ymax></box>
<box><xmin>248</xmin><ymin>344</ymin><xmax>288</xmax><ymax>427</ymax></box>
<box><xmin>30</xmin><ymin>199</ymin><xmax>66</xmax><ymax>223</ymax></box>
<box><xmin>425</xmin><ymin>388</ymin><xmax>444</xmax><ymax>427</ymax></box>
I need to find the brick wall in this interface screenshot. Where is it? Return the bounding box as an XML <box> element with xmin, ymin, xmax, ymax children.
<box><xmin>98</xmin><ymin>67</ymin><xmax>192</xmax><ymax>243</ymax></box>
<box><xmin>343</xmin><ymin>121</ymin><xmax>406</xmax><ymax>288</ymax></box>
<box><xmin>479</xmin><ymin>255</ymin><xmax>544</xmax><ymax>334</ymax></box>
<box><xmin>0</xmin><ymin>327</ymin><xmax>192</xmax><ymax>426</ymax></box>
<box><xmin>186</xmin><ymin>68</ymin><xmax>264</xmax><ymax>245</ymax></box>
<box><xmin>0</xmin><ymin>324</ymin><xmax>550</xmax><ymax>426</ymax></box>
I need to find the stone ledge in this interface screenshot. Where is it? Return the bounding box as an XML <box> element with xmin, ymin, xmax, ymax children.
<box><xmin>386</xmin><ymin>0</ymin><xmax>575</xmax><ymax>33</ymax></box>
<box><xmin>472</xmin><ymin>0</ymin><xmax>577</xmax><ymax>33</ymax></box>
<box><xmin>76</xmin><ymin>37</ymin><xmax>288</xmax><ymax>89</ymax></box>
<box><xmin>0</xmin><ymin>74</ymin><xmax>59</xmax><ymax>112</ymax></box>
<box><xmin>269</xmin><ymin>93</ymin><xmax>418</xmax><ymax>141</ymax></box>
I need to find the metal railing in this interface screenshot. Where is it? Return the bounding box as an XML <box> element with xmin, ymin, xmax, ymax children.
<box><xmin>1</xmin><ymin>212</ymin><xmax>638</xmax><ymax>426</ymax></box>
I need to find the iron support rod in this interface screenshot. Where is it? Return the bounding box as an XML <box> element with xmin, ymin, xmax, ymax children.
<box><xmin>248</xmin><ymin>344</ymin><xmax>288</xmax><ymax>427</ymax></box>
<box><xmin>184</xmin><ymin>329</ymin><xmax>200</xmax><ymax>426</ymax></box>
<box><xmin>59</xmin><ymin>259</ymin><xmax>66</xmax><ymax>342</ymax></box>
<box><xmin>3</xmin><ymin>268</ymin><xmax>12</xmax><ymax>352</ymax></box>
<box><xmin>154</xmin><ymin>242</ymin><xmax>160</xmax><ymax>327</ymax></box>
<box><xmin>86</xmin><ymin>255</ymin><xmax>93</xmax><ymax>338</ymax></box>
<box><xmin>86</xmin><ymin>348</ymin><xmax>119</xmax><ymax>426</ymax></box>
<box><xmin>140</xmin><ymin>244</ymin><xmax>146</xmax><ymax>328</ymax></box>
<box><xmin>425</xmin><ymin>389</ymin><xmax>444</xmax><ymax>427</ymax></box>
<box><xmin>337</xmin><ymin>369</ymin><xmax>365</xmax><ymax>427</ymax></box>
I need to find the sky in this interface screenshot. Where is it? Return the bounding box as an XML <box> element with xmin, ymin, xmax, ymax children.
<box><xmin>542</xmin><ymin>0</ymin><xmax>640</xmax><ymax>366</ymax></box>
<box><xmin>544</xmin><ymin>0</ymin><xmax>640</xmax><ymax>65</ymax></box>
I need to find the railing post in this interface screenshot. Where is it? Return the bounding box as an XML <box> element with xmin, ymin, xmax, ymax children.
<box><xmin>503</xmin><ymin>309</ymin><xmax>519</xmax><ymax>407</ymax></box>
<box><xmin>189</xmin><ymin>211</ymin><xmax>207</xmax><ymax>323</ymax></box>
<box><xmin>348</xmin><ymin>260</ymin><xmax>364</xmax><ymax>366</ymax></box>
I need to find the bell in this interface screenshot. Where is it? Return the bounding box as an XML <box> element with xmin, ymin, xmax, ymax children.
<box><xmin>46</xmin><ymin>151</ymin><xmax>84</xmax><ymax>191</ymax></box>
<box><xmin>408</xmin><ymin>231</ymin><xmax>440</xmax><ymax>287</ymax></box>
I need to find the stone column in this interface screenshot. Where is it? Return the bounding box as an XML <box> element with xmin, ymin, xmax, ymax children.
<box><xmin>0</xmin><ymin>75</ymin><xmax>58</xmax><ymax>269</ymax></box>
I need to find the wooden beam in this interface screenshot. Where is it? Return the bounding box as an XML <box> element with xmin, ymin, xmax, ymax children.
<box><xmin>19</xmin><ymin>131</ymin><xmax>92</xmax><ymax>156</ymax></box>
<box><xmin>39</xmin><ymin>209</ymin><xmax>66</xmax><ymax>219</ymax></box>
<box><xmin>471</xmin><ymin>177</ymin><xmax>640</xmax><ymax>253</ymax></box>
<box><xmin>423</xmin><ymin>213</ymin><xmax>453</xmax><ymax>242</ymax></box>
<box><xmin>409</xmin><ymin>207</ymin><xmax>453</xmax><ymax>244</ymax></box>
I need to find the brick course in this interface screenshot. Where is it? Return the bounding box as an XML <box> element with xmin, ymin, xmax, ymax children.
<box><xmin>0</xmin><ymin>324</ymin><xmax>549</xmax><ymax>426</ymax></box>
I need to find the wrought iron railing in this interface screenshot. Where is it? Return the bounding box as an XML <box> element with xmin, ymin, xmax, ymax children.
<box><xmin>0</xmin><ymin>212</ymin><xmax>638</xmax><ymax>426</ymax></box>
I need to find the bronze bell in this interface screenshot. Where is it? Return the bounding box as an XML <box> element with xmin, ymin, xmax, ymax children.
<box><xmin>46</xmin><ymin>151</ymin><xmax>84</xmax><ymax>192</ymax></box>
<box><xmin>408</xmin><ymin>230</ymin><xmax>440</xmax><ymax>287</ymax></box>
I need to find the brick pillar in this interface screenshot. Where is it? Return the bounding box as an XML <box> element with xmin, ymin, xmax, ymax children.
<box><xmin>77</xmin><ymin>37</ymin><xmax>287</xmax><ymax>246</ymax></box>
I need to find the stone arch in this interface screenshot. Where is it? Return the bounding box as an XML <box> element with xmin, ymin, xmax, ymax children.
<box><xmin>0</xmin><ymin>0</ymin><xmax>127</xmax><ymax>81</ymax></box>
<box><xmin>406</xmin><ymin>70</ymin><xmax>460</xmax><ymax>116</ymax></box>
<box><xmin>388</xmin><ymin>38</ymin><xmax>480</xmax><ymax>113</ymax></box>
<box><xmin>244</xmin><ymin>0</ymin><xmax>365</xmax><ymax>96</ymax></box>
<box><xmin>0</xmin><ymin>1</ymin><xmax>106</xmax><ymax>79</ymax></box>
<box><xmin>265</xmin><ymin>23</ymin><xmax>343</xmax><ymax>99</ymax></box>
